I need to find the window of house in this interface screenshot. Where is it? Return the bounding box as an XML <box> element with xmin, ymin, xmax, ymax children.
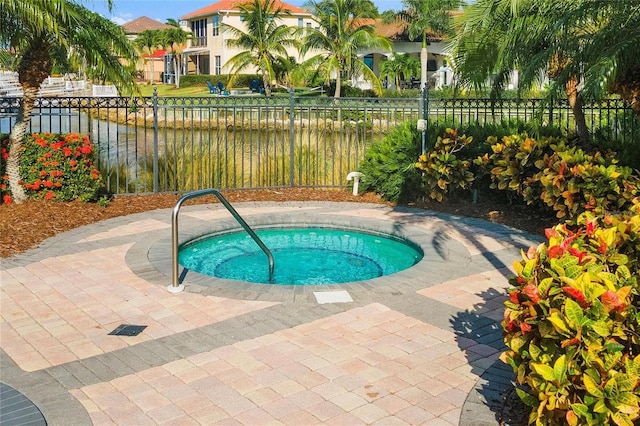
<box><xmin>306</xmin><ymin>22</ymin><xmax>311</xmax><ymax>28</ymax></box>
<box><xmin>427</xmin><ymin>59</ymin><xmax>437</xmax><ymax>72</ymax></box>
<box><xmin>298</xmin><ymin>18</ymin><xmax>303</xmax><ymax>27</ymax></box>
<box><xmin>213</xmin><ymin>15</ymin><xmax>220</xmax><ymax>36</ymax></box>
<box><xmin>190</xmin><ymin>19</ymin><xmax>207</xmax><ymax>46</ymax></box>
<box><xmin>215</xmin><ymin>56</ymin><xmax>221</xmax><ymax>75</ymax></box>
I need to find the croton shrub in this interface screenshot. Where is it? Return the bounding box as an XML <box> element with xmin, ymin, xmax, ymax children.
<box><xmin>1</xmin><ymin>132</ymin><xmax>103</xmax><ymax>204</ymax></box>
<box><xmin>476</xmin><ymin>134</ymin><xmax>640</xmax><ymax>221</ymax></box>
<box><xmin>415</xmin><ymin>128</ymin><xmax>475</xmax><ymax>202</ymax></box>
<box><xmin>503</xmin><ymin>208</ymin><xmax>640</xmax><ymax>425</ymax></box>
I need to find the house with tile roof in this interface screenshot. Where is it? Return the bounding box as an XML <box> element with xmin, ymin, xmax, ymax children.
<box><xmin>179</xmin><ymin>0</ymin><xmax>454</xmax><ymax>90</ymax></box>
<box><xmin>180</xmin><ymin>0</ymin><xmax>313</xmax><ymax>79</ymax></box>
<box><xmin>122</xmin><ymin>17</ymin><xmax>174</xmax><ymax>83</ymax></box>
<box><xmin>365</xmin><ymin>19</ymin><xmax>454</xmax><ymax>90</ymax></box>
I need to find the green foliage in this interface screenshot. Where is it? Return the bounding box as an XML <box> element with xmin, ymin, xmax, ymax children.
<box><xmin>477</xmin><ymin>134</ymin><xmax>640</xmax><ymax>221</ymax></box>
<box><xmin>475</xmin><ymin>133</ymin><xmax>551</xmax><ymax>206</ymax></box>
<box><xmin>1</xmin><ymin>133</ymin><xmax>104</xmax><ymax>203</ymax></box>
<box><xmin>536</xmin><ymin>145</ymin><xmax>639</xmax><ymax>220</ymax></box>
<box><xmin>326</xmin><ymin>82</ymin><xmax>377</xmax><ymax>98</ymax></box>
<box><xmin>415</xmin><ymin>128</ymin><xmax>475</xmax><ymax>201</ymax></box>
<box><xmin>359</xmin><ymin>119</ymin><xmax>558</xmax><ymax>204</ymax></box>
<box><xmin>179</xmin><ymin>74</ymin><xmax>261</xmax><ymax>89</ymax></box>
<box><xmin>359</xmin><ymin>121</ymin><xmax>422</xmax><ymax>202</ymax></box>
<box><xmin>503</xmin><ymin>209</ymin><xmax>640</xmax><ymax>425</ymax></box>
<box><xmin>380</xmin><ymin>88</ymin><xmax>420</xmax><ymax>98</ymax></box>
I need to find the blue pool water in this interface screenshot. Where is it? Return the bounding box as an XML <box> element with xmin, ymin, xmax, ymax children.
<box><xmin>179</xmin><ymin>227</ymin><xmax>423</xmax><ymax>285</ymax></box>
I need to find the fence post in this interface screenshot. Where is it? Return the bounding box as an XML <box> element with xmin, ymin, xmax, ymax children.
<box><xmin>420</xmin><ymin>84</ymin><xmax>429</xmax><ymax>154</ymax></box>
<box><xmin>152</xmin><ymin>87</ymin><xmax>159</xmax><ymax>193</ymax></box>
<box><xmin>289</xmin><ymin>89</ymin><xmax>295</xmax><ymax>187</ymax></box>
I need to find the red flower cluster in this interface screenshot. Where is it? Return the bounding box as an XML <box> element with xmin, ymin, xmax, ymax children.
<box><xmin>0</xmin><ymin>132</ymin><xmax>102</xmax><ymax>203</ymax></box>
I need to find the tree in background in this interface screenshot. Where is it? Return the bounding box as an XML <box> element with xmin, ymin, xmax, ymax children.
<box><xmin>134</xmin><ymin>30</ymin><xmax>162</xmax><ymax>84</ymax></box>
<box><xmin>223</xmin><ymin>0</ymin><xmax>299</xmax><ymax>96</ymax></box>
<box><xmin>451</xmin><ymin>0</ymin><xmax>640</xmax><ymax>148</ymax></box>
<box><xmin>0</xmin><ymin>0</ymin><xmax>137</xmax><ymax>203</ymax></box>
<box><xmin>162</xmin><ymin>19</ymin><xmax>192</xmax><ymax>89</ymax></box>
<box><xmin>384</xmin><ymin>0</ymin><xmax>461</xmax><ymax>89</ymax></box>
<box><xmin>379</xmin><ymin>52</ymin><xmax>420</xmax><ymax>90</ymax></box>
<box><xmin>298</xmin><ymin>0</ymin><xmax>391</xmax><ymax>98</ymax></box>
<box><xmin>568</xmin><ymin>0</ymin><xmax>640</xmax><ymax>118</ymax></box>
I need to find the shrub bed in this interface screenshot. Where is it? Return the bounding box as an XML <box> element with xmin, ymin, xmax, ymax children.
<box><xmin>1</xmin><ymin>132</ymin><xmax>104</xmax><ymax>204</ymax></box>
<box><xmin>503</xmin><ymin>209</ymin><xmax>640</xmax><ymax>425</ymax></box>
<box><xmin>477</xmin><ymin>134</ymin><xmax>640</xmax><ymax>221</ymax></box>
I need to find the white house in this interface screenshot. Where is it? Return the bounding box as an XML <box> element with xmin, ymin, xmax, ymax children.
<box><xmin>180</xmin><ymin>0</ymin><xmax>314</xmax><ymax>77</ymax></box>
<box><xmin>179</xmin><ymin>0</ymin><xmax>456</xmax><ymax>90</ymax></box>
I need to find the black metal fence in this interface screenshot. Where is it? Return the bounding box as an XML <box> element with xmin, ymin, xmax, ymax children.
<box><xmin>1</xmin><ymin>92</ymin><xmax>637</xmax><ymax>195</ymax></box>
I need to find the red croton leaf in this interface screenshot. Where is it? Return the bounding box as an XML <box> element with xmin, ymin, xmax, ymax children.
<box><xmin>548</xmin><ymin>245</ymin><xmax>563</xmax><ymax>259</ymax></box>
<box><xmin>598</xmin><ymin>242</ymin><xmax>607</xmax><ymax>254</ymax></box>
<box><xmin>509</xmin><ymin>291</ymin><xmax>520</xmax><ymax>304</ymax></box>
<box><xmin>567</xmin><ymin>247</ymin><xmax>587</xmax><ymax>263</ymax></box>
<box><xmin>524</xmin><ymin>284</ymin><xmax>541</xmax><ymax>304</ymax></box>
<box><xmin>601</xmin><ymin>290</ymin><xmax>625</xmax><ymax>313</ymax></box>
<box><xmin>519</xmin><ymin>322</ymin><xmax>532</xmax><ymax>333</ymax></box>
<box><xmin>562</xmin><ymin>286</ymin><xmax>590</xmax><ymax>308</ymax></box>
<box><xmin>561</xmin><ymin>337</ymin><xmax>580</xmax><ymax>348</ymax></box>
<box><xmin>545</xmin><ymin>228</ymin><xmax>558</xmax><ymax>239</ymax></box>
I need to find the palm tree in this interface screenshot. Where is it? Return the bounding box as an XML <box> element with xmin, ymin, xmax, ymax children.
<box><xmin>162</xmin><ymin>20</ymin><xmax>192</xmax><ymax>89</ymax></box>
<box><xmin>379</xmin><ymin>57</ymin><xmax>403</xmax><ymax>91</ymax></box>
<box><xmin>223</xmin><ymin>0</ymin><xmax>300</xmax><ymax>96</ymax></box>
<box><xmin>450</xmin><ymin>0</ymin><xmax>618</xmax><ymax>148</ymax></box>
<box><xmin>566</xmin><ymin>0</ymin><xmax>640</xmax><ymax>118</ymax></box>
<box><xmin>0</xmin><ymin>0</ymin><xmax>137</xmax><ymax>203</ymax></box>
<box><xmin>134</xmin><ymin>30</ymin><xmax>162</xmax><ymax>84</ymax></box>
<box><xmin>380</xmin><ymin>53</ymin><xmax>420</xmax><ymax>90</ymax></box>
<box><xmin>390</xmin><ymin>0</ymin><xmax>461</xmax><ymax>89</ymax></box>
<box><xmin>299</xmin><ymin>0</ymin><xmax>391</xmax><ymax>98</ymax></box>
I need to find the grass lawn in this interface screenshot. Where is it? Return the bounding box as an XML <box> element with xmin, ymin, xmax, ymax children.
<box><xmin>137</xmin><ymin>83</ymin><xmax>327</xmax><ymax>98</ymax></box>
<box><xmin>138</xmin><ymin>83</ymin><xmax>212</xmax><ymax>97</ymax></box>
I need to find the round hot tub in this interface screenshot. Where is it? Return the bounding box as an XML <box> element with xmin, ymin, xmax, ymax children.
<box><xmin>178</xmin><ymin>227</ymin><xmax>423</xmax><ymax>285</ymax></box>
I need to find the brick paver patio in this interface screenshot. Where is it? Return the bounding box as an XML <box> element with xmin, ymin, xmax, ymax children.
<box><xmin>0</xmin><ymin>202</ymin><xmax>542</xmax><ymax>425</ymax></box>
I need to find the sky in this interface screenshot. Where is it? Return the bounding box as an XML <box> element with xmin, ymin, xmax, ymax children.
<box><xmin>87</xmin><ymin>0</ymin><xmax>404</xmax><ymax>26</ymax></box>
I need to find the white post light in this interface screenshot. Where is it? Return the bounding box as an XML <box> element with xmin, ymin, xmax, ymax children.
<box><xmin>347</xmin><ymin>171</ymin><xmax>364</xmax><ymax>196</ymax></box>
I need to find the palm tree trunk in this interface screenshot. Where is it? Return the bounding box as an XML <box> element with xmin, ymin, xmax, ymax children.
<box><xmin>335</xmin><ymin>72</ymin><xmax>342</xmax><ymax>99</ymax></box>
<box><xmin>174</xmin><ymin>54</ymin><xmax>181</xmax><ymax>89</ymax></box>
<box><xmin>8</xmin><ymin>38</ymin><xmax>52</xmax><ymax>204</ymax></box>
<box><xmin>565</xmin><ymin>76</ymin><xmax>591</xmax><ymax>149</ymax></box>
<box><xmin>8</xmin><ymin>86</ymin><xmax>40</xmax><ymax>204</ymax></box>
<box><xmin>420</xmin><ymin>33</ymin><xmax>428</xmax><ymax>89</ymax></box>
<box><xmin>150</xmin><ymin>55</ymin><xmax>155</xmax><ymax>84</ymax></box>
<box><xmin>172</xmin><ymin>53</ymin><xmax>180</xmax><ymax>89</ymax></box>
<box><xmin>262</xmin><ymin>75</ymin><xmax>271</xmax><ymax>96</ymax></box>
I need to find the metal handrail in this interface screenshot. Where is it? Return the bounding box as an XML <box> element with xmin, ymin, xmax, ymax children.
<box><xmin>169</xmin><ymin>189</ymin><xmax>274</xmax><ymax>292</ymax></box>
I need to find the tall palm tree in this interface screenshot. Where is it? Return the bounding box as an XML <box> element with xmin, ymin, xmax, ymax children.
<box><xmin>0</xmin><ymin>0</ymin><xmax>137</xmax><ymax>203</ymax></box>
<box><xmin>566</xmin><ymin>0</ymin><xmax>640</xmax><ymax>118</ymax></box>
<box><xmin>390</xmin><ymin>0</ymin><xmax>461</xmax><ymax>89</ymax></box>
<box><xmin>223</xmin><ymin>0</ymin><xmax>300</xmax><ymax>96</ymax></box>
<box><xmin>299</xmin><ymin>0</ymin><xmax>391</xmax><ymax>98</ymax></box>
<box><xmin>134</xmin><ymin>30</ymin><xmax>161</xmax><ymax>84</ymax></box>
<box><xmin>450</xmin><ymin>0</ymin><xmax>619</xmax><ymax>148</ymax></box>
<box><xmin>162</xmin><ymin>20</ymin><xmax>192</xmax><ymax>89</ymax></box>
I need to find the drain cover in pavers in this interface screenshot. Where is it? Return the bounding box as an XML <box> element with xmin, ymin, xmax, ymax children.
<box><xmin>314</xmin><ymin>290</ymin><xmax>353</xmax><ymax>304</ymax></box>
<box><xmin>0</xmin><ymin>383</ymin><xmax>47</xmax><ymax>426</ymax></box>
<box><xmin>108</xmin><ymin>324</ymin><xmax>147</xmax><ymax>336</ymax></box>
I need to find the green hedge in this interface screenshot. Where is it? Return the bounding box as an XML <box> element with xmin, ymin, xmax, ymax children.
<box><xmin>180</xmin><ymin>74</ymin><xmax>261</xmax><ymax>89</ymax></box>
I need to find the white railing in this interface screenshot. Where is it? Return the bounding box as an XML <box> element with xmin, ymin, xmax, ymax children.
<box><xmin>92</xmin><ymin>85</ymin><xmax>118</xmax><ymax>97</ymax></box>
